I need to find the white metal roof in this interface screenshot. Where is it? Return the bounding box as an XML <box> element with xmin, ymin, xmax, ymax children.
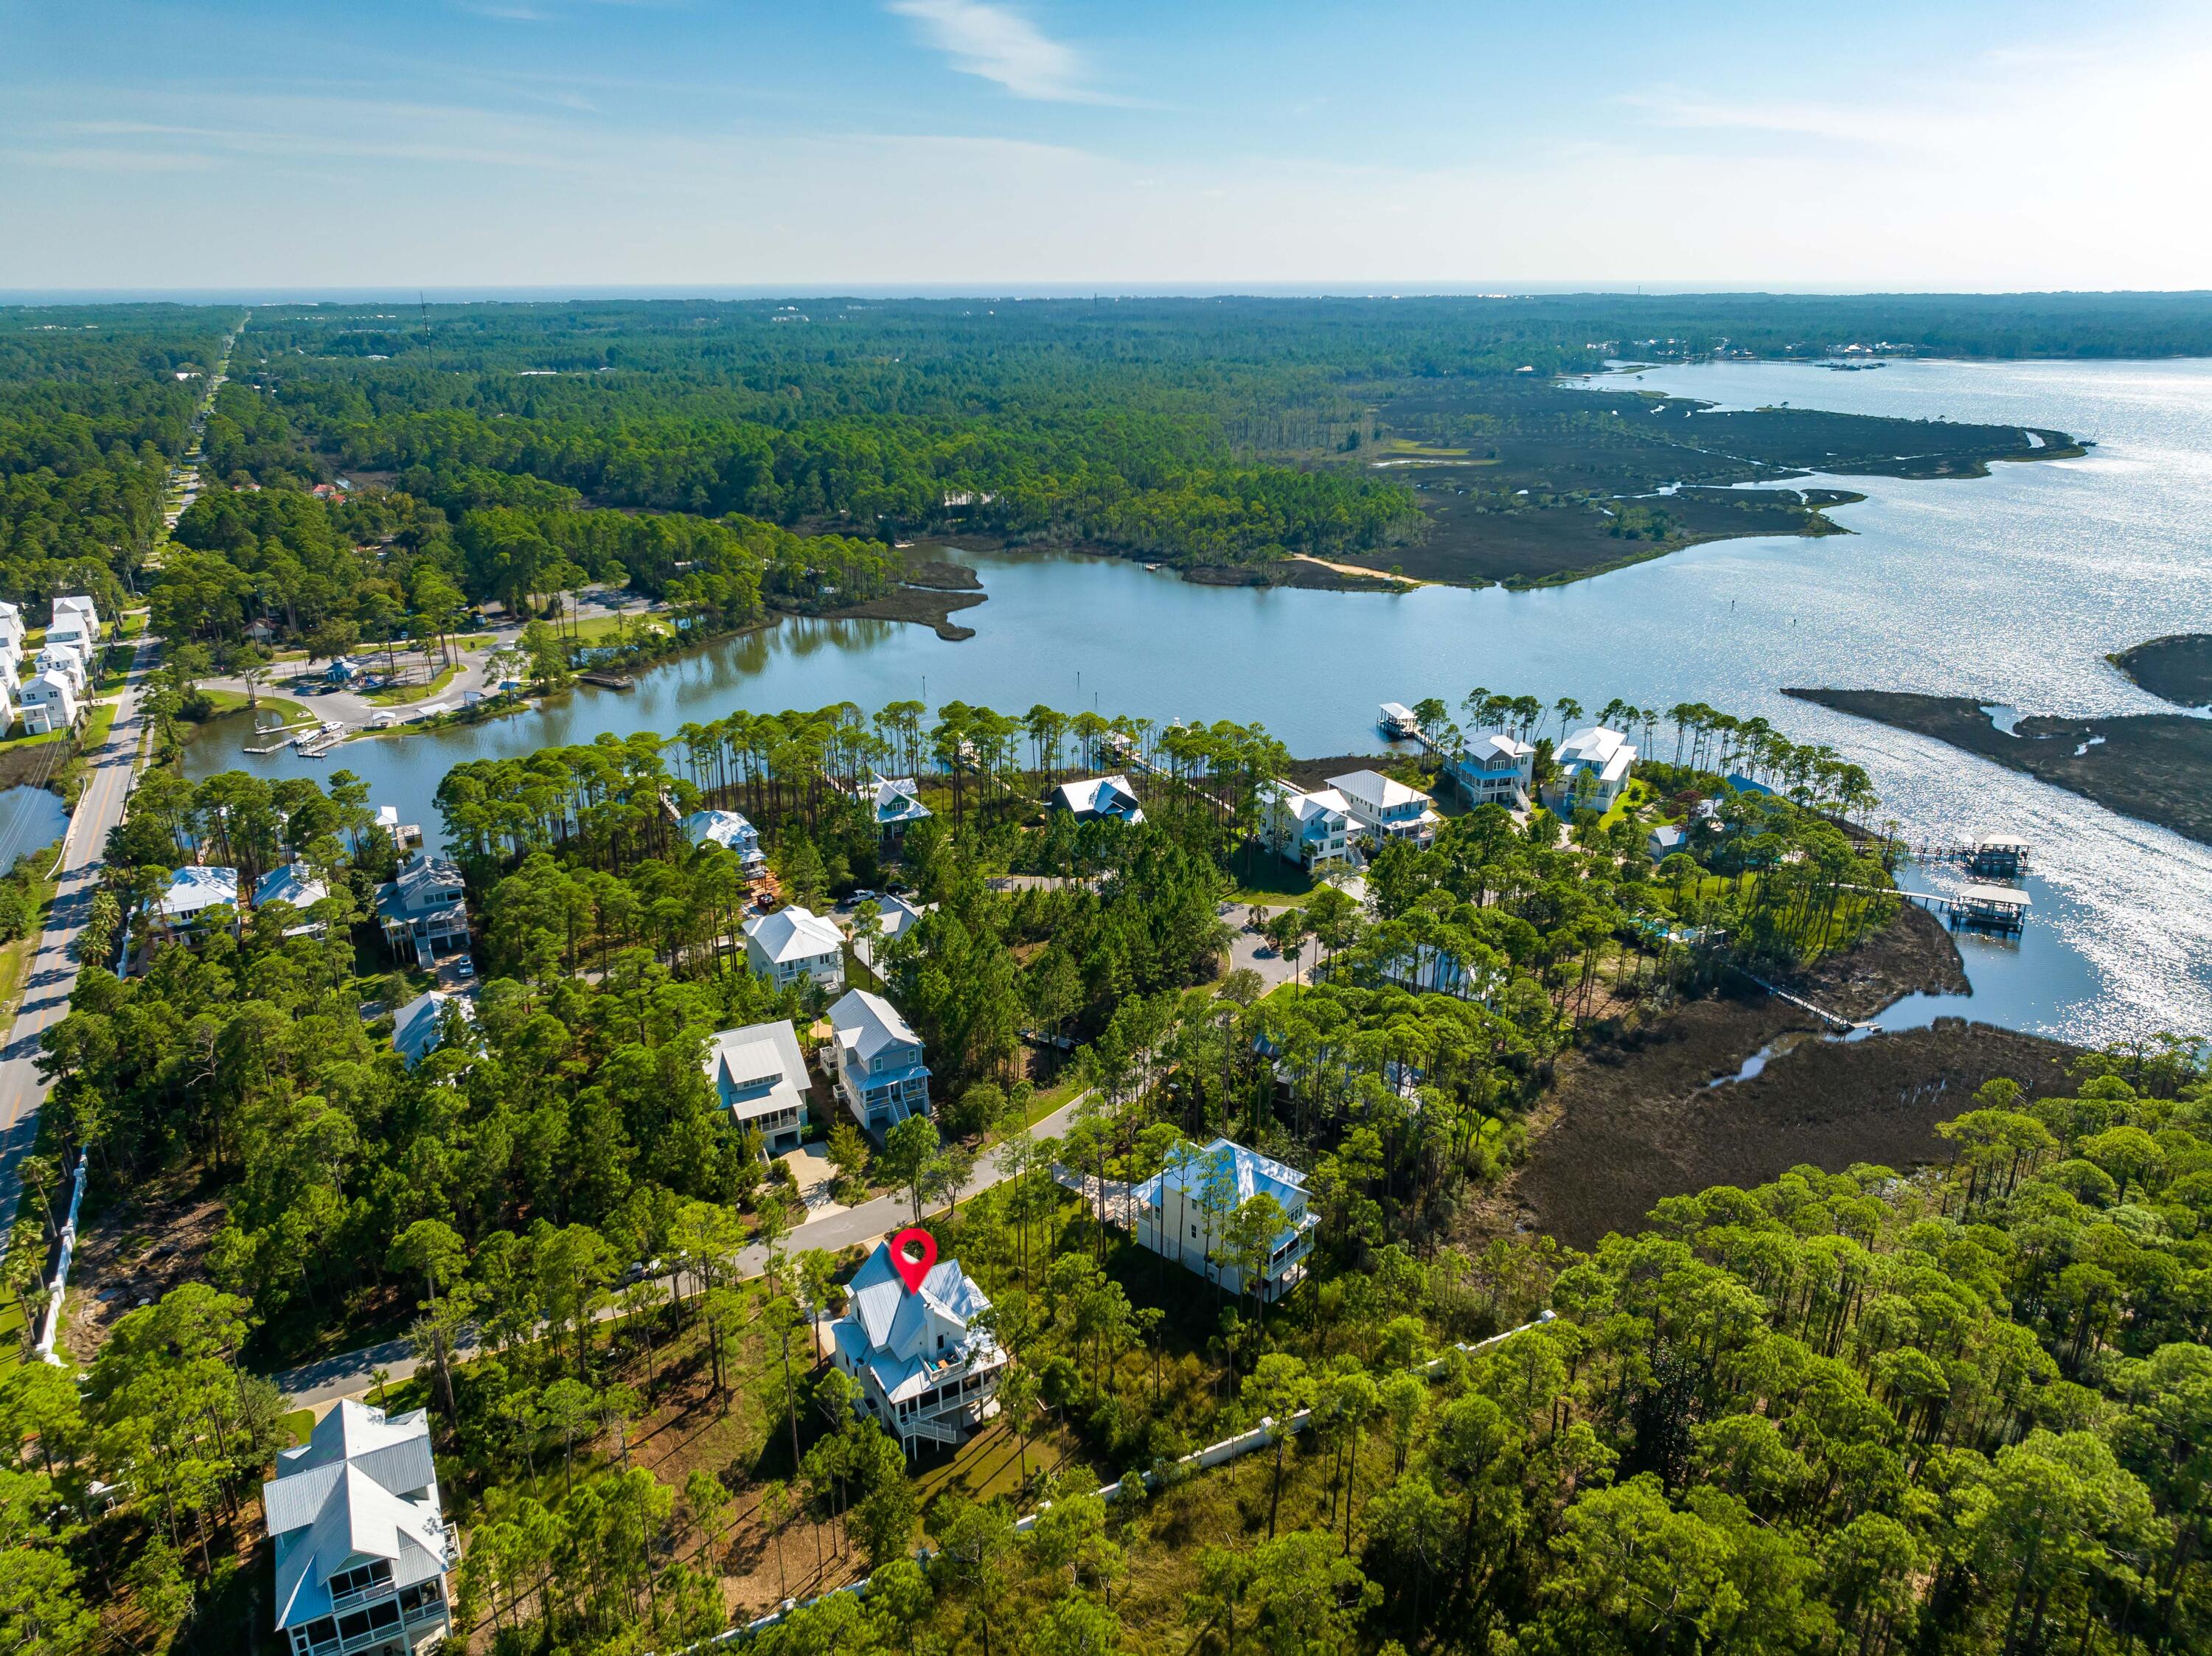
<box><xmin>828</xmin><ymin>987</ymin><xmax>920</xmax><ymax>1061</ymax></box>
<box><xmin>703</xmin><ymin>1019</ymin><xmax>808</xmax><ymax>1122</ymax></box>
<box><xmin>744</xmin><ymin>905</ymin><xmax>843</xmax><ymax>964</ymax></box>
<box><xmin>265</xmin><ymin>1402</ymin><xmax>448</xmax><ymax>1630</ymax></box>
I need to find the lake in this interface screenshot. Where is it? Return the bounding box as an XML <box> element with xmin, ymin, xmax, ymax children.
<box><xmin>178</xmin><ymin>355</ymin><xmax>2212</xmax><ymax>1046</ymax></box>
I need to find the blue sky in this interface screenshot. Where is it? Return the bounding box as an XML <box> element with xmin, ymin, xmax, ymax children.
<box><xmin>4</xmin><ymin>0</ymin><xmax>2209</xmax><ymax>292</ymax></box>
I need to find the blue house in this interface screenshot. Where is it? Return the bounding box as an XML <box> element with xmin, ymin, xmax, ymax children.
<box><xmin>1130</xmin><ymin>1138</ymin><xmax>1315</xmax><ymax>1303</ymax></box>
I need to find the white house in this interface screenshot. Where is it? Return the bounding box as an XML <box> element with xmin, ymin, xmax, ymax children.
<box><xmin>682</xmin><ymin>808</ymin><xmax>767</xmax><ymax>871</ymax></box>
<box><xmin>0</xmin><ymin>677</ymin><xmax>15</xmax><ymax>734</ymax></box>
<box><xmin>391</xmin><ymin>990</ymin><xmax>476</xmax><ymax>1070</ymax></box>
<box><xmin>156</xmin><ymin>865</ymin><xmax>239</xmax><ymax>938</ymax></box>
<box><xmin>1051</xmin><ymin>774</ymin><xmax>1144</xmax><ymax>824</ymax></box>
<box><xmin>852</xmin><ymin>892</ymin><xmax>932</xmax><ymax>973</ymax></box>
<box><xmin>18</xmin><ymin>671</ymin><xmax>78</xmax><ymax>735</ymax></box>
<box><xmin>702</xmin><ymin>1019</ymin><xmax>810</xmax><ymax>1154</ymax></box>
<box><xmin>51</xmin><ymin>595</ymin><xmax>100</xmax><ymax>640</ymax></box>
<box><xmin>374</xmin><ymin>854</ymin><xmax>470</xmax><ymax>964</ymax></box>
<box><xmin>825</xmin><ymin>987</ymin><xmax>931</xmax><ymax>1135</ymax></box>
<box><xmin>1447</xmin><ymin>733</ymin><xmax>1537</xmax><ymax>812</ymax></box>
<box><xmin>0</xmin><ymin>600</ymin><xmax>24</xmax><ymax>655</ymax></box>
<box><xmin>264</xmin><ymin>1399</ymin><xmax>453</xmax><ymax>1656</ymax></box>
<box><xmin>35</xmin><ymin>642</ymin><xmax>88</xmax><ymax>695</ymax></box>
<box><xmin>1258</xmin><ymin>780</ymin><xmax>1358</xmax><ymax>870</ymax></box>
<box><xmin>1328</xmin><ymin>768</ymin><xmax>1442</xmax><ymax>849</ymax></box>
<box><xmin>742</xmin><ymin>905</ymin><xmax>846</xmax><ymax>992</ymax></box>
<box><xmin>44</xmin><ymin>616</ymin><xmax>94</xmax><ymax>661</ymax></box>
<box><xmin>1132</xmin><ymin>1138</ymin><xmax>1316</xmax><ymax>1304</ymax></box>
<box><xmin>855</xmin><ymin>774</ymin><xmax>931</xmax><ymax>835</ymax></box>
<box><xmin>254</xmin><ymin>862</ymin><xmax>333</xmax><ymax>933</ymax></box>
<box><xmin>830</xmin><ymin>1239</ymin><xmax>1005</xmax><ymax>1450</ymax></box>
<box><xmin>1547</xmin><ymin>726</ymin><xmax>1637</xmax><ymax>816</ymax></box>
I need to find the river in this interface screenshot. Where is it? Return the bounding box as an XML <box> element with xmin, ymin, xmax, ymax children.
<box><xmin>176</xmin><ymin>356</ymin><xmax>2212</xmax><ymax>1046</ymax></box>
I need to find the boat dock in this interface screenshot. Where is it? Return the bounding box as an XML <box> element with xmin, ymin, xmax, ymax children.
<box><xmin>1379</xmin><ymin>701</ymin><xmax>1421</xmax><ymax>740</ymax></box>
<box><xmin>1904</xmin><ymin>834</ymin><xmax>2032</xmax><ymax>878</ymax></box>
<box><xmin>1905</xmin><ymin>882</ymin><xmax>2031</xmax><ymax>934</ymax></box>
<box><xmin>579</xmin><ymin>670</ymin><xmax>635</xmax><ymax>691</ymax></box>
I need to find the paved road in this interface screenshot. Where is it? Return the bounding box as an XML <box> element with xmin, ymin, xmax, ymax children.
<box><xmin>270</xmin><ymin>1093</ymin><xmax>1092</xmax><ymax>1408</ymax></box>
<box><xmin>0</xmin><ymin>638</ymin><xmax>157</xmax><ymax>1228</ymax></box>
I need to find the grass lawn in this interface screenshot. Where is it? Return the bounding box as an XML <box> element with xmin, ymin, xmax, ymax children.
<box><xmin>280</xmin><ymin>1407</ymin><xmax>316</xmax><ymax>1447</ymax></box>
<box><xmin>1220</xmin><ymin>845</ymin><xmax>1315</xmax><ymax>905</ymax></box>
<box><xmin>1009</xmin><ymin>1074</ymin><xmax>1086</xmax><ymax>1133</ymax></box>
<box><xmin>1596</xmin><ymin>776</ymin><xmax>1657</xmax><ymax>829</ymax></box>
<box><xmin>0</xmin><ymin>727</ymin><xmax>66</xmax><ymax>757</ymax></box>
<box><xmin>0</xmin><ymin>1292</ymin><xmax>31</xmax><ymax>1380</ymax></box>
<box><xmin>119</xmin><ymin>612</ymin><xmax>149</xmax><ymax>638</ymax></box>
<box><xmin>568</xmin><ymin>611</ymin><xmax>669</xmax><ymax>644</ymax></box>
<box><xmin>366</xmin><ymin>664</ymin><xmax>459</xmax><ymax>706</ymax></box>
<box><xmin>197</xmin><ymin>688</ymin><xmax>315</xmax><ymax>725</ymax></box>
<box><xmin>0</xmin><ymin>846</ymin><xmax>61</xmax><ymax>1029</ymax></box>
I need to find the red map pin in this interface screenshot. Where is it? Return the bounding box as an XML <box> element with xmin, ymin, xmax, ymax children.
<box><xmin>889</xmin><ymin>1228</ymin><xmax>937</xmax><ymax>1294</ymax></box>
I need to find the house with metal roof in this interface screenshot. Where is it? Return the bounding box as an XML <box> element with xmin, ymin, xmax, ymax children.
<box><xmin>155</xmin><ymin>865</ymin><xmax>240</xmax><ymax>939</ymax></box>
<box><xmin>1328</xmin><ymin>768</ymin><xmax>1442</xmax><ymax>849</ymax></box>
<box><xmin>852</xmin><ymin>892</ymin><xmax>932</xmax><ymax>973</ymax></box>
<box><xmin>1545</xmin><ymin>726</ymin><xmax>1637</xmax><ymax>816</ymax></box>
<box><xmin>263</xmin><ymin>1399</ymin><xmax>453</xmax><ymax>1656</ymax></box>
<box><xmin>1446</xmin><ymin>731</ymin><xmax>1536</xmax><ymax>812</ymax></box>
<box><xmin>34</xmin><ymin>641</ymin><xmax>88</xmax><ymax>695</ymax></box>
<box><xmin>254</xmin><ymin>862</ymin><xmax>334</xmax><ymax>933</ymax></box>
<box><xmin>1258</xmin><ymin>779</ymin><xmax>1357</xmax><ymax>870</ymax></box>
<box><xmin>1051</xmin><ymin>773</ymin><xmax>1144</xmax><ymax>824</ymax></box>
<box><xmin>702</xmin><ymin>1018</ymin><xmax>810</xmax><ymax>1153</ymax></box>
<box><xmin>854</xmin><ymin>773</ymin><xmax>932</xmax><ymax>834</ymax></box>
<box><xmin>682</xmin><ymin>808</ymin><xmax>767</xmax><ymax>870</ymax></box>
<box><xmin>825</xmin><ymin>987</ymin><xmax>930</xmax><ymax>1134</ymax></box>
<box><xmin>51</xmin><ymin>595</ymin><xmax>100</xmax><ymax>639</ymax></box>
<box><xmin>742</xmin><ymin>904</ymin><xmax>846</xmax><ymax>992</ymax></box>
<box><xmin>1130</xmin><ymin>1138</ymin><xmax>1316</xmax><ymax>1304</ymax></box>
<box><xmin>830</xmin><ymin>1240</ymin><xmax>1004</xmax><ymax>1450</ymax></box>
<box><xmin>391</xmin><ymin>991</ymin><xmax>476</xmax><ymax>1070</ymax></box>
<box><xmin>375</xmin><ymin>854</ymin><xmax>470</xmax><ymax>965</ymax></box>
<box><xmin>0</xmin><ymin>600</ymin><xmax>24</xmax><ymax>655</ymax></box>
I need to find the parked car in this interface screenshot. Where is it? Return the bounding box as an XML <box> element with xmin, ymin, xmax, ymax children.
<box><xmin>453</xmin><ymin>956</ymin><xmax>476</xmax><ymax>980</ymax></box>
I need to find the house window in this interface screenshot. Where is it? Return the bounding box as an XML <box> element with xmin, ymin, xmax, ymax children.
<box><xmin>936</xmin><ymin>1332</ymin><xmax>945</xmax><ymax>1351</ymax></box>
<box><xmin>327</xmin><ymin>1559</ymin><xmax>392</xmax><ymax>1601</ymax></box>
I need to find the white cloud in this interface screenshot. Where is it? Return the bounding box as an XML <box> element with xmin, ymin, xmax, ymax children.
<box><xmin>887</xmin><ymin>0</ymin><xmax>1106</xmax><ymax>103</ymax></box>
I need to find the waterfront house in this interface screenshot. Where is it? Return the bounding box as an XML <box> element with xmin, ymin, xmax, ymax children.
<box><xmin>1546</xmin><ymin>726</ymin><xmax>1637</xmax><ymax>815</ymax></box>
<box><xmin>1328</xmin><ymin>768</ymin><xmax>1442</xmax><ymax>849</ymax></box>
<box><xmin>19</xmin><ymin>671</ymin><xmax>79</xmax><ymax>735</ymax></box>
<box><xmin>391</xmin><ymin>991</ymin><xmax>476</xmax><ymax>1070</ymax></box>
<box><xmin>254</xmin><ymin>862</ymin><xmax>333</xmax><ymax>933</ymax></box>
<box><xmin>375</xmin><ymin>854</ymin><xmax>470</xmax><ymax>965</ymax></box>
<box><xmin>1257</xmin><ymin>780</ymin><xmax>1358</xmax><ymax>870</ymax></box>
<box><xmin>1131</xmin><ymin>1138</ymin><xmax>1316</xmax><ymax>1304</ymax></box>
<box><xmin>264</xmin><ymin>1399</ymin><xmax>453</xmax><ymax>1656</ymax></box>
<box><xmin>742</xmin><ymin>904</ymin><xmax>846</xmax><ymax>992</ymax></box>
<box><xmin>682</xmin><ymin>808</ymin><xmax>768</xmax><ymax>871</ymax></box>
<box><xmin>825</xmin><ymin>987</ymin><xmax>931</xmax><ymax>1135</ymax></box>
<box><xmin>1051</xmin><ymin>774</ymin><xmax>1145</xmax><ymax>824</ymax></box>
<box><xmin>1447</xmin><ymin>732</ymin><xmax>1536</xmax><ymax>812</ymax></box>
<box><xmin>702</xmin><ymin>1019</ymin><xmax>810</xmax><ymax>1154</ymax></box>
<box><xmin>830</xmin><ymin>1239</ymin><xmax>1004</xmax><ymax>1450</ymax></box>
<box><xmin>156</xmin><ymin>866</ymin><xmax>240</xmax><ymax>940</ymax></box>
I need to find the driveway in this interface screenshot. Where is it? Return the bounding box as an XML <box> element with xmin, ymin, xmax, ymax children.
<box><xmin>268</xmin><ymin>1092</ymin><xmax>1092</xmax><ymax>1408</ymax></box>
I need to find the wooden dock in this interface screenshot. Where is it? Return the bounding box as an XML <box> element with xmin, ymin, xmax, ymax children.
<box><xmin>1905</xmin><ymin>883</ymin><xmax>2031</xmax><ymax>934</ymax></box>
<box><xmin>1903</xmin><ymin>834</ymin><xmax>2032</xmax><ymax>878</ymax></box>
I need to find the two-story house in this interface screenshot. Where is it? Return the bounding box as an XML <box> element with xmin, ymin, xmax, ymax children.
<box><xmin>0</xmin><ymin>599</ymin><xmax>25</xmax><ymax>658</ymax></box>
<box><xmin>35</xmin><ymin>641</ymin><xmax>88</xmax><ymax>695</ymax></box>
<box><xmin>1447</xmin><ymin>732</ymin><xmax>1536</xmax><ymax>813</ymax></box>
<box><xmin>742</xmin><ymin>905</ymin><xmax>846</xmax><ymax>992</ymax></box>
<box><xmin>265</xmin><ymin>1400</ymin><xmax>454</xmax><ymax>1656</ymax></box>
<box><xmin>1257</xmin><ymin>780</ymin><xmax>1358</xmax><ymax>871</ymax></box>
<box><xmin>51</xmin><ymin>594</ymin><xmax>100</xmax><ymax>641</ymax></box>
<box><xmin>854</xmin><ymin>773</ymin><xmax>932</xmax><ymax>838</ymax></box>
<box><xmin>682</xmin><ymin>808</ymin><xmax>768</xmax><ymax>873</ymax></box>
<box><xmin>18</xmin><ymin>670</ymin><xmax>78</xmax><ymax>735</ymax></box>
<box><xmin>375</xmin><ymin>854</ymin><xmax>470</xmax><ymax>964</ymax></box>
<box><xmin>1132</xmin><ymin>1138</ymin><xmax>1316</xmax><ymax>1304</ymax></box>
<box><xmin>824</xmin><ymin>987</ymin><xmax>931</xmax><ymax>1135</ymax></box>
<box><xmin>1328</xmin><ymin>768</ymin><xmax>1441</xmax><ymax>850</ymax></box>
<box><xmin>703</xmin><ymin>1018</ymin><xmax>810</xmax><ymax>1154</ymax></box>
<box><xmin>830</xmin><ymin>1239</ymin><xmax>1005</xmax><ymax>1450</ymax></box>
<box><xmin>1546</xmin><ymin>726</ymin><xmax>1637</xmax><ymax>816</ymax></box>
<box><xmin>156</xmin><ymin>865</ymin><xmax>240</xmax><ymax>941</ymax></box>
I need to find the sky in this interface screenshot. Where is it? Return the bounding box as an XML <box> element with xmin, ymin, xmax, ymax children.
<box><xmin>4</xmin><ymin>0</ymin><xmax>2211</xmax><ymax>294</ymax></box>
